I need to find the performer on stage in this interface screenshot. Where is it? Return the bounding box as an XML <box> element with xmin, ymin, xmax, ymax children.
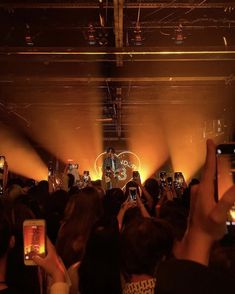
<box><xmin>102</xmin><ymin>147</ymin><xmax>121</xmax><ymax>190</ymax></box>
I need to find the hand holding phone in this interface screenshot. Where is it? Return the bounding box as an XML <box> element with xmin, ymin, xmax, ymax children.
<box><xmin>129</xmin><ymin>187</ymin><xmax>137</xmax><ymax>201</ymax></box>
<box><xmin>216</xmin><ymin>144</ymin><xmax>235</xmax><ymax>225</ymax></box>
<box><xmin>23</xmin><ymin>219</ymin><xmax>46</xmax><ymax>266</ymax></box>
<box><xmin>174</xmin><ymin>140</ymin><xmax>235</xmax><ymax>265</ymax></box>
<box><xmin>159</xmin><ymin>171</ymin><xmax>167</xmax><ymax>188</ymax></box>
<box><xmin>174</xmin><ymin>172</ymin><xmax>185</xmax><ymax>190</ymax></box>
<box><xmin>32</xmin><ymin>238</ymin><xmax>67</xmax><ymax>283</ymax></box>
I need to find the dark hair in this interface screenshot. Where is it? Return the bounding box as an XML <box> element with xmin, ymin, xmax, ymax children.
<box><xmin>144</xmin><ymin>178</ymin><xmax>160</xmax><ymax>200</ymax></box>
<box><xmin>121</xmin><ymin>217</ymin><xmax>173</xmax><ymax>278</ymax></box>
<box><xmin>106</xmin><ymin>147</ymin><xmax>115</xmax><ymax>154</ymax></box>
<box><xmin>103</xmin><ymin>188</ymin><xmax>126</xmax><ymax>219</ymax></box>
<box><xmin>0</xmin><ymin>200</ymin><xmax>12</xmax><ymax>258</ymax></box>
<box><xmin>56</xmin><ymin>187</ymin><xmax>103</xmax><ymax>268</ymax></box>
<box><xmin>159</xmin><ymin>200</ymin><xmax>188</xmax><ymax>241</ymax></box>
<box><xmin>79</xmin><ymin>221</ymin><xmax>121</xmax><ymax>294</ymax></box>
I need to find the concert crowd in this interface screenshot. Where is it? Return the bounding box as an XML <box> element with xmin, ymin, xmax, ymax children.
<box><xmin>0</xmin><ymin>140</ymin><xmax>235</xmax><ymax>294</ymax></box>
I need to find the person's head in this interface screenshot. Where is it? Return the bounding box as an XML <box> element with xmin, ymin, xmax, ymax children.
<box><xmin>56</xmin><ymin>187</ymin><xmax>103</xmax><ymax>267</ymax></box>
<box><xmin>79</xmin><ymin>221</ymin><xmax>121</xmax><ymax>294</ymax></box>
<box><xmin>159</xmin><ymin>200</ymin><xmax>188</xmax><ymax>241</ymax></box>
<box><xmin>144</xmin><ymin>178</ymin><xmax>160</xmax><ymax>200</ymax></box>
<box><xmin>103</xmin><ymin>188</ymin><xmax>126</xmax><ymax>219</ymax></box>
<box><xmin>121</xmin><ymin>217</ymin><xmax>173</xmax><ymax>279</ymax></box>
<box><xmin>0</xmin><ymin>200</ymin><xmax>14</xmax><ymax>260</ymax></box>
<box><xmin>64</xmin><ymin>187</ymin><xmax>103</xmax><ymax>223</ymax></box>
<box><xmin>144</xmin><ymin>178</ymin><xmax>160</xmax><ymax>214</ymax></box>
<box><xmin>106</xmin><ymin>147</ymin><xmax>115</xmax><ymax>158</ymax></box>
<box><xmin>23</xmin><ymin>179</ymin><xmax>36</xmax><ymax>193</ymax></box>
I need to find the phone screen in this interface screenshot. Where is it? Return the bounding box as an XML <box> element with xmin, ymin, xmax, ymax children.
<box><xmin>216</xmin><ymin>144</ymin><xmax>235</xmax><ymax>225</ymax></box>
<box><xmin>23</xmin><ymin>220</ymin><xmax>46</xmax><ymax>265</ymax></box>
<box><xmin>48</xmin><ymin>161</ymin><xmax>54</xmax><ymax>177</ymax></box>
<box><xmin>129</xmin><ymin>187</ymin><xmax>137</xmax><ymax>201</ymax></box>
<box><xmin>174</xmin><ymin>172</ymin><xmax>184</xmax><ymax>189</ymax></box>
<box><xmin>0</xmin><ymin>156</ymin><xmax>5</xmax><ymax>169</ymax></box>
<box><xmin>0</xmin><ymin>156</ymin><xmax>5</xmax><ymax>195</ymax></box>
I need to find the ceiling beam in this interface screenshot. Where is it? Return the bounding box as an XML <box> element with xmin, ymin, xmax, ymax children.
<box><xmin>1</xmin><ymin>47</ymin><xmax>235</xmax><ymax>55</ymax></box>
<box><xmin>0</xmin><ymin>2</ymin><xmax>234</xmax><ymax>9</ymax></box>
<box><xmin>113</xmin><ymin>0</ymin><xmax>124</xmax><ymax>66</ymax></box>
<box><xmin>0</xmin><ymin>76</ymin><xmax>234</xmax><ymax>83</ymax></box>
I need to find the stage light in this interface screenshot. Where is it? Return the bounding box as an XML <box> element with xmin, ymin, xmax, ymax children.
<box><xmin>98</xmin><ymin>30</ymin><xmax>108</xmax><ymax>46</ymax></box>
<box><xmin>0</xmin><ymin>123</ymin><xmax>47</xmax><ymax>181</ymax></box>
<box><xmin>25</xmin><ymin>24</ymin><xmax>34</xmax><ymax>46</ymax></box>
<box><xmin>173</xmin><ymin>24</ymin><xmax>185</xmax><ymax>45</ymax></box>
<box><xmin>125</xmin><ymin>106</ymin><xmax>169</xmax><ymax>182</ymax></box>
<box><xmin>87</xmin><ymin>23</ymin><xmax>97</xmax><ymax>45</ymax></box>
<box><xmin>28</xmin><ymin>92</ymin><xmax>103</xmax><ymax>179</ymax></box>
<box><xmin>132</xmin><ymin>24</ymin><xmax>144</xmax><ymax>46</ymax></box>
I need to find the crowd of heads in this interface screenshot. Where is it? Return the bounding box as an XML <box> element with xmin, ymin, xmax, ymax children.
<box><xmin>0</xmin><ymin>141</ymin><xmax>235</xmax><ymax>294</ymax></box>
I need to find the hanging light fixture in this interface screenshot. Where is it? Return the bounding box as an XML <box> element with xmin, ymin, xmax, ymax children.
<box><xmin>25</xmin><ymin>24</ymin><xmax>34</xmax><ymax>46</ymax></box>
<box><xmin>133</xmin><ymin>24</ymin><xmax>144</xmax><ymax>46</ymax></box>
<box><xmin>87</xmin><ymin>23</ymin><xmax>97</xmax><ymax>45</ymax></box>
<box><xmin>132</xmin><ymin>4</ymin><xmax>144</xmax><ymax>46</ymax></box>
<box><xmin>173</xmin><ymin>24</ymin><xmax>185</xmax><ymax>45</ymax></box>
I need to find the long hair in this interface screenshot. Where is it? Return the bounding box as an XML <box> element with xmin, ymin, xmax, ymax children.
<box><xmin>56</xmin><ymin>187</ymin><xmax>103</xmax><ymax>268</ymax></box>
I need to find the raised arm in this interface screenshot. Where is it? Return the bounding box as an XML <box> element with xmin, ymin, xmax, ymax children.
<box><xmin>174</xmin><ymin>140</ymin><xmax>235</xmax><ymax>265</ymax></box>
<box><xmin>33</xmin><ymin>238</ymin><xmax>70</xmax><ymax>294</ymax></box>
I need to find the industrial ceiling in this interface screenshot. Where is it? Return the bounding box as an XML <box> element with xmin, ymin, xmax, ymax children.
<box><xmin>0</xmin><ymin>0</ymin><xmax>234</xmax><ymax>143</ymax></box>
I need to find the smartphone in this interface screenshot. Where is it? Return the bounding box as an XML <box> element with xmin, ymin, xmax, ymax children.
<box><xmin>0</xmin><ymin>156</ymin><xmax>6</xmax><ymax>195</ymax></box>
<box><xmin>0</xmin><ymin>156</ymin><xmax>5</xmax><ymax>169</ymax></box>
<box><xmin>216</xmin><ymin>144</ymin><xmax>235</xmax><ymax>226</ymax></box>
<box><xmin>129</xmin><ymin>187</ymin><xmax>137</xmax><ymax>201</ymax></box>
<box><xmin>23</xmin><ymin>219</ymin><xmax>46</xmax><ymax>266</ymax></box>
<box><xmin>174</xmin><ymin>172</ymin><xmax>184</xmax><ymax>189</ymax></box>
<box><xmin>159</xmin><ymin>171</ymin><xmax>167</xmax><ymax>188</ymax></box>
<box><xmin>48</xmin><ymin>161</ymin><xmax>54</xmax><ymax>177</ymax></box>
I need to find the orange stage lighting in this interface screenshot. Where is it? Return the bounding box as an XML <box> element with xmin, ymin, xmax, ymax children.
<box><xmin>27</xmin><ymin>93</ymin><xmax>103</xmax><ymax>178</ymax></box>
<box><xmin>126</xmin><ymin>105</ymin><xmax>169</xmax><ymax>182</ymax></box>
<box><xmin>0</xmin><ymin>123</ymin><xmax>47</xmax><ymax>181</ymax></box>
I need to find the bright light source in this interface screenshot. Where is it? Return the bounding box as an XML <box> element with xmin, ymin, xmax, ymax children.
<box><xmin>25</xmin><ymin>24</ymin><xmax>34</xmax><ymax>46</ymax></box>
<box><xmin>0</xmin><ymin>123</ymin><xmax>47</xmax><ymax>181</ymax></box>
<box><xmin>132</xmin><ymin>25</ymin><xmax>144</xmax><ymax>46</ymax></box>
<box><xmin>87</xmin><ymin>24</ymin><xmax>97</xmax><ymax>45</ymax></box>
<box><xmin>28</xmin><ymin>89</ymin><xmax>103</xmax><ymax>179</ymax></box>
<box><xmin>223</xmin><ymin>36</ymin><xmax>228</xmax><ymax>46</ymax></box>
<box><xmin>217</xmin><ymin>149</ymin><xmax>222</xmax><ymax>154</ymax></box>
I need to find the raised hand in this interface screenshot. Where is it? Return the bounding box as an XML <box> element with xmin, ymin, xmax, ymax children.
<box><xmin>174</xmin><ymin>139</ymin><xmax>235</xmax><ymax>265</ymax></box>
